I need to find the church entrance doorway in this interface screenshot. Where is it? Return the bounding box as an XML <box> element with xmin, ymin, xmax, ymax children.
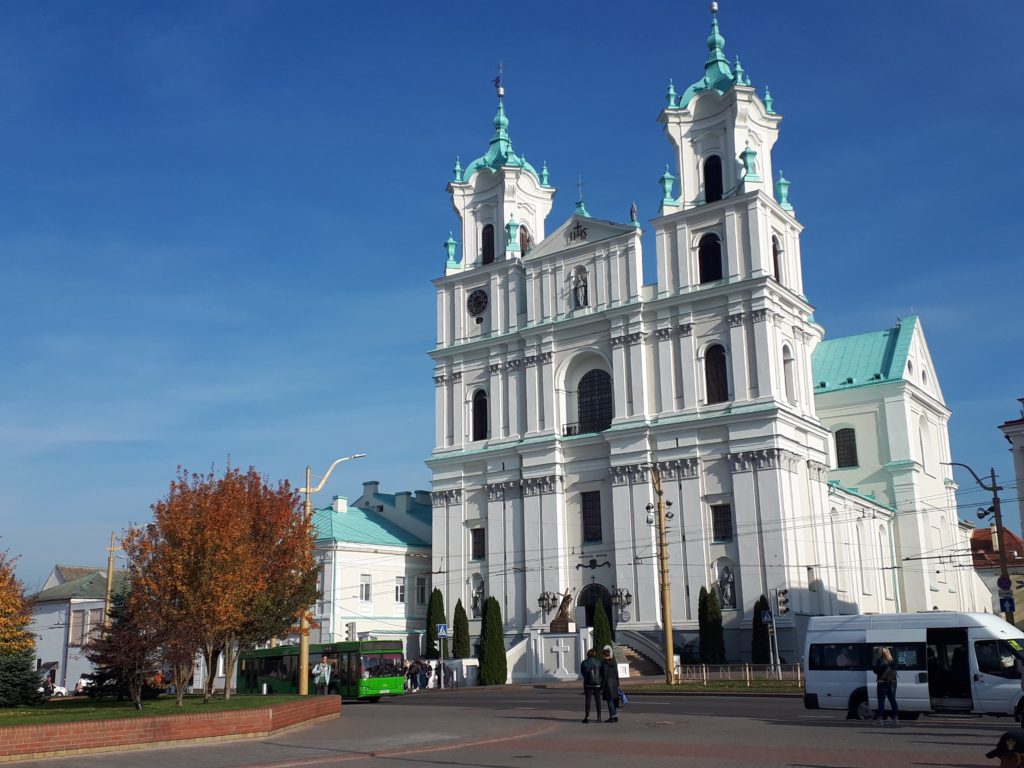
<box><xmin>576</xmin><ymin>583</ymin><xmax>613</xmax><ymax>632</ymax></box>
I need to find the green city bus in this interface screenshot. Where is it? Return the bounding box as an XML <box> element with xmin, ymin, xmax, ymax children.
<box><xmin>236</xmin><ymin>640</ymin><xmax>405</xmax><ymax>701</ymax></box>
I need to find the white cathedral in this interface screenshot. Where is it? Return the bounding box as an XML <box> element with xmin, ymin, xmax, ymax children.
<box><xmin>427</xmin><ymin>5</ymin><xmax>988</xmax><ymax>671</ymax></box>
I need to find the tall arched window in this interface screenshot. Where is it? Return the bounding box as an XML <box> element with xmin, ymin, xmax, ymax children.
<box><xmin>471</xmin><ymin>390</ymin><xmax>488</xmax><ymax>442</ymax></box>
<box><xmin>918</xmin><ymin>415</ymin><xmax>933</xmax><ymax>475</ymax></box>
<box><xmin>771</xmin><ymin>236</ymin><xmax>782</xmax><ymax>282</ymax></box>
<box><xmin>698</xmin><ymin>233</ymin><xmax>723</xmax><ymax>284</ymax></box>
<box><xmin>835</xmin><ymin>428</ymin><xmax>858</xmax><ymax>468</ymax></box>
<box><xmin>704</xmin><ymin>344</ymin><xmax>729</xmax><ymax>404</ymax></box>
<box><xmin>519</xmin><ymin>225</ymin><xmax>531</xmax><ymax>255</ymax></box>
<box><xmin>782</xmin><ymin>345</ymin><xmax>796</xmax><ymax>403</ymax></box>
<box><xmin>481</xmin><ymin>224</ymin><xmax>495</xmax><ymax>265</ymax></box>
<box><xmin>704</xmin><ymin>154</ymin><xmax>723</xmax><ymax>203</ymax></box>
<box><xmin>577</xmin><ymin>369</ymin><xmax>613</xmax><ymax>433</ymax></box>
<box><xmin>879</xmin><ymin>526</ymin><xmax>892</xmax><ymax>599</ymax></box>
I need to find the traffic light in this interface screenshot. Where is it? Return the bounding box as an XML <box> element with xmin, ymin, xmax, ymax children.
<box><xmin>345</xmin><ymin>622</ymin><xmax>357</xmax><ymax>641</ymax></box>
<box><xmin>777</xmin><ymin>589</ymin><xmax>790</xmax><ymax>615</ymax></box>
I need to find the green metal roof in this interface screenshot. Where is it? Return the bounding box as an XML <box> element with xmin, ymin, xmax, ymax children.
<box><xmin>31</xmin><ymin>570</ymin><xmax>129</xmax><ymax>603</ymax></box>
<box><xmin>313</xmin><ymin>505</ymin><xmax>429</xmax><ymax>548</ymax></box>
<box><xmin>670</xmin><ymin>6</ymin><xmax>745</xmax><ymax>109</ymax></box>
<box><xmin>456</xmin><ymin>98</ymin><xmax>542</xmax><ymax>185</ymax></box>
<box><xmin>368</xmin><ymin>492</ymin><xmax>432</xmax><ymax>526</ymax></box>
<box><xmin>812</xmin><ymin>316</ymin><xmax>917</xmax><ymax>394</ymax></box>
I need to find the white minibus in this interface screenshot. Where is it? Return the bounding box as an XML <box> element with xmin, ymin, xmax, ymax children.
<box><xmin>804</xmin><ymin>612</ymin><xmax>1024</xmax><ymax>720</ymax></box>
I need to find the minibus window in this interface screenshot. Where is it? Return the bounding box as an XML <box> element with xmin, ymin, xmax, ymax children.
<box><xmin>975</xmin><ymin>640</ymin><xmax>1024</xmax><ymax>679</ymax></box>
<box><xmin>808</xmin><ymin>643</ymin><xmax>868</xmax><ymax>670</ymax></box>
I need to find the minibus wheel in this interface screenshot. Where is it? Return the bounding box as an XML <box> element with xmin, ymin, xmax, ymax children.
<box><xmin>849</xmin><ymin>689</ymin><xmax>872</xmax><ymax>720</ymax></box>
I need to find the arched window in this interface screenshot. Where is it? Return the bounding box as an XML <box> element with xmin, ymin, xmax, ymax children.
<box><xmin>519</xmin><ymin>225</ymin><xmax>531</xmax><ymax>255</ymax></box>
<box><xmin>698</xmin><ymin>233</ymin><xmax>723</xmax><ymax>284</ymax></box>
<box><xmin>919</xmin><ymin>415</ymin><xmax>933</xmax><ymax>475</ymax></box>
<box><xmin>704</xmin><ymin>154</ymin><xmax>723</xmax><ymax>203</ymax></box>
<box><xmin>782</xmin><ymin>345</ymin><xmax>796</xmax><ymax>403</ymax></box>
<box><xmin>771</xmin><ymin>236</ymin><xmax>782</xmax><ymax>282</ymax></box>
<box><xmin>577</xmin><ymin>369</ymin><xmax>613</xmax><ymax>433</ymax></box>
<box><xmin>471</xmin><ymin>390</ymin><xmax>488</xmax><ymax>442</ymax></box>
<box><xmin>481</xmin><ymin>224</ymin><xmax>495</xmax><ymax>265</ymax></box>
<box><xmin>704</xmin><ymin>344</ymin><xmax>729</xmax><ymax>404</ymax></box>
<box><xmin>835</xmin><ymin>428</ymin><xmax>858</xmax><ymax>468</ymax></box>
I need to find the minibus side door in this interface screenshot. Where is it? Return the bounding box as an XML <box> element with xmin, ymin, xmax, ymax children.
<box><xmin>865</xmin><ymin>629</ymin><xmax>930</xmax><ymax>713</ymax></box>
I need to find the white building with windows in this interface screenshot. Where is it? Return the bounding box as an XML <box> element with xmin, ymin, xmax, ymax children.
<box><xmin>308</xmin><ymin>485</ymin><xmax>432</xmax><ymax>660</ymax></box>
<box><xmin>426</xmin><ymin>5</ymin><xmax>986</xmax><ymax>672</ymax></box>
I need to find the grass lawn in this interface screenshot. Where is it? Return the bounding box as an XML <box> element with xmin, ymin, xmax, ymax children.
<box><xmin>0</xmin><ymin>694</ymin><xmax>305</xmax><ymax>726</ymax></box>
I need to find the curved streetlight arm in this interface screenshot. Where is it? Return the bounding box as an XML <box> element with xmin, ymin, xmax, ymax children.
<box><xmin>300</xmin><ymin>453</ymin><xmax>367</xmax><ymax>494</ymax></box>
<box><xmin>942</xmin><ymin>461</ymin><xmax>1001</xmax><ymax>492</ymax></box>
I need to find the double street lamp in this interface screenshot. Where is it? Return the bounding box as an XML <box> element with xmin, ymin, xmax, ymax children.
<box><xmin>646</xmin><ymin>465</ymin><xmax>676</xmax><ymax>685</ymax></box>
<box><xmin>297</xmin><ymin>452</ymin><xmax>366</xmax><ymax>695</ymax></box>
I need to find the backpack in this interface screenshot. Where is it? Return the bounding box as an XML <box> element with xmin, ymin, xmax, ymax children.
<box><xmin>582</xmin><ymin>660</ymin><xmax>601</xmax><ymax>688</ymax></box>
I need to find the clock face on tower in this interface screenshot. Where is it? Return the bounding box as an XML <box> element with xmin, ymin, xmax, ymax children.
<box><xmin>467</xmin><ymin>288</ymin><xmax>488</xmax><ymax>317</ymax></box>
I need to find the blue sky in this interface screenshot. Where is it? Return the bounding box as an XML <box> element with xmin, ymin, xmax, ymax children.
<box><xmin>3</xmin><ymin>1</ymin><xmax>1022</xmax><ymax>590</ymax></box>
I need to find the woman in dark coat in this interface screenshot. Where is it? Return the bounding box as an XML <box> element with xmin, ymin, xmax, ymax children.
<box><xmin>600</xmin><ymin>645</ymin><xmax>620</xmax><ymax>722</ymax></box>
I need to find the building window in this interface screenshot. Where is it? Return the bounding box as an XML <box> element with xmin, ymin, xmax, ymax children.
<box><xmin>772</xmin><ymin>236</ymin><xmax>782</xmax><ymax>282</ymax></box>
<box><xmin>782</xmin><ymin>345</ymin><xmax>796</xmax><ymax>404</ymax></box>
<box><xmin>472</xmin><ymin>390</ymin><xmax>488</xmax><ymax>442</ymax></box>
<box><xmin>581</xmin><ymin>491</ymin><xmax>602</xmax><ymax>543</ymax></box>
<box><xmin>704</xmin><ymin>154</ymin><xmax>723</xmax><ymax>203</ymax></box>
<box><xmin>711</xmin><ymin>504</ymin><xmax>733</xmax><ymax>541</ymax></box>
<box><xmin>316</xmin><ymin>563</ymin><xmax>327</xmax><ymax>616</ymax></box>
<box><xmin>416</xmin><ymin>576</ymin><xmax>427</xmax><ymax>605</ymax></box>
<box><xmin>359</xmin><ymin>574</ymin><xmax>372</xmax><ymax>603</ymax></box>
<box><xmin>577</xmin><ymin>369</ymin><xmax>613</xmax><ymax>433</ymax></box>
<box><xmin>698</xmin><ymin>233</ymin><xmax>723</xmax><ymax>284</ymax></box>
<box><xmin>471</xmin><ymin>528</ymin><xmax>486</xmax><ymax>560</ymax></box>
<box><xmin>481</xmin><ymin>224</ymin><xmax>495</xmax><ymax>264</ymax></box>
<box><xmin>395</xmin><ymin>577</ymin><xmax>406</xmax><ymax>604</ymax></box>
<box><xmin>704</xmin><ymin>344</ymin><xmax>729</xmax><ymax>404</ymax></box>
<box><xmin>68</xmin><ymin>610</ymin><xmax>86</xmax><ymax>647</ymax></box>
<box><xmin>519</xmin><ymin>225</ymin><xmax>532</xmax><ymax>254</ymax></box>
<box><xmin>835</xmin><ymin>428</ymin><xmax>858</xmax><ymax>468</ymax></box>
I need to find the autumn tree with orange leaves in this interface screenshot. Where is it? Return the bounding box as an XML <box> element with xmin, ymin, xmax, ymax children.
<box><xmin>126</xmin><ymin>465</ymin><xmax>318</xmax><ymax>703</ymax></box>
<box><xmin>0</xmin><ymin>552</ymin><xmax>44</xmax><ymax>706</ymax></box>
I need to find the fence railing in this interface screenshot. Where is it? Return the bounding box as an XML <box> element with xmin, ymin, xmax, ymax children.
<box><xmin>674</xmin><ymin>663</ymin><xmax>803</xmax><ymax>686</ymax></box>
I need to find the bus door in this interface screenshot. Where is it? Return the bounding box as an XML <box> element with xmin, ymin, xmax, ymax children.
<box><xmin>865</xmin><ymin>629</ymin><xmax>930</xmax><ymax>713</ymax></box>
<box><xmin>970</xmin><ymin>635</ymin><xmax>1024</xmax><ymax>715</ymax></box>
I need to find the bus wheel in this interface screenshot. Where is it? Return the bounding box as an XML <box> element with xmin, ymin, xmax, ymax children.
<box><xmin>849</xmin><ymin>690</ymin><xmax>872</xmax><ymax>720</ymax></box>
<box><xmin>365</xmin><ymin>696</ymin><xmax>381</xmax><ymax>703</ymax></box>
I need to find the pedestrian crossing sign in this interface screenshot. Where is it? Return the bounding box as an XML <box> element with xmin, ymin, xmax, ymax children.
<box><xmin>437</xmin><ymin>623</ymin><xmax>449</xmax><ymax>638</ymax></box>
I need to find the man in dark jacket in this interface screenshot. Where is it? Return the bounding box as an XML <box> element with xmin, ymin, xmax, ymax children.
<box><xmin>580</xmin><ymin>648</ymin><xmax>602</xmax><ymax>723</ymax></box>
<box><xmin>600</xmin><ymin>645</ymin><xmax>621</xmax><ymax>723</ymax></box>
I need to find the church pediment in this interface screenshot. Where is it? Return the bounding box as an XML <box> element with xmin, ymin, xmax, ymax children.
<box><xmin>525</xmin><ymin>216</ymin><xmax>636</xmax><ymax>262</ymax></box>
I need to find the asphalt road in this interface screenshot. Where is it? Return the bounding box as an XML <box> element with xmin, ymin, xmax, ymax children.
<box><xmin>18</xmin><ymin>688</ymin><xmax>1011</xmax><ymax>767</ymax></box>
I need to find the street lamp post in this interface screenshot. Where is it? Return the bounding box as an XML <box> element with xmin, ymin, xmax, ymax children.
<box><xmin>945</xmin><ymin>461</ymin><xmax>1010</xmax><ymax>624</ymax></box>
<box><xmin>297</xmin><ymin>453</ymin><xmax>366</xmax><ymax>695</ymax></box>
<box><xmin>537</xmin><ymin>591</ymin><xmax>560</xmax><ymax>618</ymax></box>
<box><xmin>646</xmin><ymin>465</ymin><xmax>676</xmax><ymax>685</ymax></box>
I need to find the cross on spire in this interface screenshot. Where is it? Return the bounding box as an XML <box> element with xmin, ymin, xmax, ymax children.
<box><xmin>493</xmin><ymin>62</ymin><xmax>504</xmax><ymax>98</ymax></box>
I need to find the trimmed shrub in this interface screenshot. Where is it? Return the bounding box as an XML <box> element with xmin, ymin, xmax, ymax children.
<box><xmin>452</xmin><ymin>599</ymin><xmax>471</xmax><ymax>659</ymax></box>
<box><xmin>477</xmin><ymin>596</ymin><xmax>507</xmax><ymax>685</ymax></box>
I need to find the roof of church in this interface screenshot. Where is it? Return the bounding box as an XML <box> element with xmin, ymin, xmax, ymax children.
<box><xmin>454</xmin><ymin>96</ymin><xmax>544</xmax><ymax>187</ymax></box>
<box><xmin>811</xmin><ymin>316</ymin><xmax>917</xmax><ymax>394</ymax></box>
<box><xmin>31</xmin><ymin>569</ymin><xmax>128</xmax><ymax>603</ymax></box>
<box><xmin>365</xmin><ymin>492</ymin><xmax>431</xmax><ymax>526</ymax></box>
<box><xmin>971</xmin><ymin>527</ymin><xmax>1024</xmax><ymax>570</ymax></box>
<box><xmin>313</xmin><ymin>505</ymin><xmax>429</xmax><ymax>548</ymax></box>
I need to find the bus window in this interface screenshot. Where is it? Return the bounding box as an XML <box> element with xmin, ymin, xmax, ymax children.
<box><xmin>808</xmin><ymin>643</ymin><xmax>868</xmax><ymax>670</ymax></box>
<box><xmin>361</xmin><ymin>653</ymin><xmax>404</xmax><ymax>678</ymax></box>
<box><xmin>975</xmin><ymin>640</ymin><xmax>1024</xmax><ymax>679</ymax></box>
<box><xmin>871</xmin><ymin>644</ymin><xmax>926</xmax><ymax>671</ymax></box>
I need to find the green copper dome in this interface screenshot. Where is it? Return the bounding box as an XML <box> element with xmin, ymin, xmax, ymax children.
<box><xmin>459</xmin><ymin>96</ymin><xmax>541</xmax><ymax>184</ymax></box>
<box><xmin>673</xmin><ymin>3</ymin><xmax>741</xmax><ymax>109</ymax></box>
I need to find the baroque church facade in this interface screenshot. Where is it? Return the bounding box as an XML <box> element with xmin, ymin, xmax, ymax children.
<box><xmin>427</xmin><ymin>6</ymin><xmax>987</xmax><ymax>669</ymax></box>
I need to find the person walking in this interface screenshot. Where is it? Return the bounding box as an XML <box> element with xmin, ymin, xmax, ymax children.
<box><xmin>312</xmin><ymin>655</ymin><xmax>333</xmax><ymax>695</ymax></box>
<box><xmin>600</xmin><ymin>645</ymin><xmax>620</xmax><ymax>723</ymax></box>
<box><xmin>580</xmin><ymin>648</ymin><xmax>603</xmax><ymax>723</ymax></box>
<box><xmin>873</xmin><ymin>646</ymin><xmax>899</xmax><ymax>725</ymax></box>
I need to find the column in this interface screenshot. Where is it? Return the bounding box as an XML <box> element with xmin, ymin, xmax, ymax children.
<box><xmin>728</xmin><ymin>312</ymin><xmax>750</xmax><ymax>401</ymax></box>
<box><xmin>678</xmin><ymin>323</ymin><xmax>696</xmax><ymax>409</ymax></box>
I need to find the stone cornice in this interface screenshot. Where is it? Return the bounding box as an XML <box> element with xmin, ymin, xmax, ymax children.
<box><xmin>521</xmin><ymin>475</ymin><xmax>559</xmax><ymax>496</ymax></box>
<box><xmin>487</xmin><ymin>481</ymin><xmax>522</xmax><ymax>501</ymax></box>
<box><xmin>431</xmin><ymin>489</ymin><xmax>463</xmax><ymax>507</ymax></box>
<box><xmin>728</xmin><ymin>448</ymin><xmax>802</xmax><ymax>473</ymax></box>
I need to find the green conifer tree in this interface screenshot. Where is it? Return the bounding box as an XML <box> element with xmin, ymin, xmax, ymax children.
<box><xmin>592</xmin><ymin>600</ymin><xmax>613</xmax><ymax>652</ymax></box>
<box><xmin>697</xmin><ymin>586</ymin><xmax>710</xmax><ymax>662</ymax></box>
<box><xmin>425</xmin><ymin>588</ymin><xmax>448</xmax><ymax>659</ymax></box>
<box><xmin>477</xmin><ymin>596</ymin><xmax>507</xmax><ymax>685</ymax></box>
<box><xmin>751</xmin><ymin>595</ymin><xmax>771</xmax><ymax>664</ymax></box>
<box><xmin>705</xmin><ymin>589</ymin><xmax>726</xmax><ymax>663</ymax></box>
<box><xmin>452</xmin><ymin>599</ymin><xmax>471</xmax><ymax>659</ymax></box>
<box><xmin>0</xmin><ymin>648</ymin><xmax>44</xmax><ymax>708</ymax></box>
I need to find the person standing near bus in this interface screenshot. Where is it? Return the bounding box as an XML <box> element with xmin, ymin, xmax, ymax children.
<box><xmin>312</xmin><ymin>655</ymin><xmax>332</xmax><ymax>695</ymax></box>
<box><xmin>873</xmin><ymin>646</ymin><xmax>899</xmax><ymax>725</ymax></box>
<box><xmin>580</xmin><ymin>648</ymin><xmax>602</xmax><ymax>723</ymax></box>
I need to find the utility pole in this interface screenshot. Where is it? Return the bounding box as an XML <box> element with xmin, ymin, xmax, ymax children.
<box><xmin>946</xmin><ymin>462</ymin><xmax>1011</xmax><ymax>625</ymax></box>
<box><xmin>103</xmin><ymin>532</ymin><xmax>117</xmax><ymax>631</ymax></box>
<box><xmin>648</xmin><ymin>466</ymin><xmax>676</xmax><ymax>685</ymax></box>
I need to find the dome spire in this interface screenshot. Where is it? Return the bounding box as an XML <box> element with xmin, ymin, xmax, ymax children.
<box><xmin>703</xmin><ymin>1</ymin><xmax>734</xmax><ymax>91</ymax></box>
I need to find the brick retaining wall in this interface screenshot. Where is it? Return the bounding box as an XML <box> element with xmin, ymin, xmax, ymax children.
<box><xmin>0</xmin><ymin>696</ymin><xmax>341</xmax><ymax>763</ymax></box>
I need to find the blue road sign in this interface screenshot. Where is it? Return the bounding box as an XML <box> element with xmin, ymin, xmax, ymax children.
<box><xmin>437</xmin><ymin>623</ymin><xmax>450</xmax><ymax>638</ymax></box>
<box><xmin>762</xmin><ymin>611</ymin><xmax>774</xmax><ymax>624</ymax></box>
<box><xmin>1001</xmin><ymin>597</ymin><xmax>1015</xmax><ymax>614</ymax></box>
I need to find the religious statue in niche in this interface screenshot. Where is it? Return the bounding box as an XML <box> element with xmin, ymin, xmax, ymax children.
<box><xmin>570</xmin><ymin>269</ymin><xmax>589</xmax><ymax>308</ymax></box>
<box><xmin>549</xmin><ymin>588</ymin><xmax>576</xmax><ymax>633</ymax></box>
<box><xmin>717</xmin><ymin>564</ymin><xmax>736</xmax><ymax>609</ymax></box>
